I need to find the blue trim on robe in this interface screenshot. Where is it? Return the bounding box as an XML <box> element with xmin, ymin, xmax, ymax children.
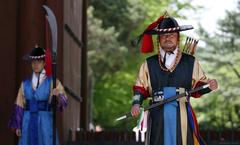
<box><xmin>186</xmin><ymin>104</ymin><xmax>206</xmax><ymax>145</ymax></box>
<box><xmin>29</xmin><ymin>99</ymin><xmax>38</xmax><ymax>145</ymax></box>
<box><xmin>163</xmin><ymin>87</ymin><xmax>177</xmax><ymax>145</ymax></box>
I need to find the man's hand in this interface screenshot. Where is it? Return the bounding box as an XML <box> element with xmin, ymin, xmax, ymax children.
<box><xmin>208</xmin><ymin>79</ymin><xmax>218</xmax><ymax>91</ymax></box>
<box><xmin>53</xmin><ymin>88</ymin><xmax>60</xmax><ymax>96</ymax></box>
<box><xmin>131</xmin><ymin>104</ymin><xmax>140</xmax><ymax>117</ymax></box>
<box><xmin>16</xmin><ymin>129</ymin><xmax>21</xmax><ymax>137</ymax></box>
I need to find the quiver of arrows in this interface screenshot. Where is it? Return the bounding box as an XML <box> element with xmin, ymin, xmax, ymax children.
<box><xmin>183</xmin><ymin>37</ymin><xmax>199</xmax><ymax>55</ymax></box>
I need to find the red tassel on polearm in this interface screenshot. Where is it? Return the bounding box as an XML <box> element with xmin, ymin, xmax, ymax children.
<box><xmin>45</xmin><ymin>16</ymin><xmax>52</xmax><ymax>77</ymax></box>
<box><xmin>45</xmin><ymin>48</ymin><xmax>52</xmax><ymax>76</ymax></box>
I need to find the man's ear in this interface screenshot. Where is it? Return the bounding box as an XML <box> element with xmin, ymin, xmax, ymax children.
<box><xmin>43</xmin><ymin>61</ymin><xmax>46</xmax><ymax>66</ymax></box>
<box><xmin>177</xmin><ymin>33</ymin><xmax>180</xmax><ymax>45</ymax></box>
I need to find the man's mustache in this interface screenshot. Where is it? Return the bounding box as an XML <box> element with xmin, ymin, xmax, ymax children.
<box><xmin>164</xmin><ymin>40</ymin><xmax>173</xmax><ymax>43</ymax></box>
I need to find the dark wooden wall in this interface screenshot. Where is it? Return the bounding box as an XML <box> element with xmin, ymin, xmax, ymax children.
<box><xmin>63</xmin><ymin>0</ymin><xmax>89</xmax><ymax>142</ymax></box>
<box><xmin>0</xmin><ymin>0</ymin><xmax>17</xmax><ymax>145</ymax></box>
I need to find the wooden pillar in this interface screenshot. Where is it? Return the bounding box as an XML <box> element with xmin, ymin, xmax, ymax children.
<box><xmin>80</xmin><ymin>0</ymin><xmax>89</xmax><ymax>130</ymax></box>
<box><xmin>0</xmin><ymin>0</ymin><xmax>17</xmax><ymax>144</ymax></box>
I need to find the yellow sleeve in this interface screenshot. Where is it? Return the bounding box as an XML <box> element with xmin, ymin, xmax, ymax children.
<box><xmin>49</xmin><ymin>79</ymin><xmax>68</xmax><ymax>100</ymax></box>
<box><xmin>134</xmin><ymin>61</ymin><xmax>152</xmax><ymax>96</ymax></box>
<box><xmin>192</xmin><ymin>59</ymin><xmax>209</xmax><ymax>88</ymax></box>
<box><xmin>15</xmin><ymin>82</ymin><xmax>26</xmax><ymax>108</ymax></box>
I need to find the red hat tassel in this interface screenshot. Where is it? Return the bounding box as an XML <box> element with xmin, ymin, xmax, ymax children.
<box><xmin>144</xmin><ymin>15</ymin><xmax>164</xmax><ymax>32</ymax></box>
<box><xmin>140</xmin><ymin>15</ymin><xmax>165</xmax><ymax>53</ymax></box>
<box><xmin>141</xmin><ymin>34</ymin><xmax>154</xmax><ymax>53</ymax></box>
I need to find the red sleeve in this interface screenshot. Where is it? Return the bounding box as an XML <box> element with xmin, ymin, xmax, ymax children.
<box><xmin>191</xmin><ymin>81</ymin><xmax>207</xmax><ymax>98</ymax></box>
<box><xmin>133</xmin><ymin>85</ymin><xmax>150</xmax><ymax>99</ymax></box>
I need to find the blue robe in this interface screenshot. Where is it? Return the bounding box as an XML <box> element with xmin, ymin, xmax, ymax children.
<box><xmin>19</xmin><ymin>77</ymin><xmax>59</xmax><ymax>145</ymax></box>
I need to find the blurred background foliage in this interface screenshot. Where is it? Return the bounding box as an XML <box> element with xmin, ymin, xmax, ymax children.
<box><xmin>87</xmin><ymin>0</ymin><xmax>240</xmax><ymax>130</ymax></box>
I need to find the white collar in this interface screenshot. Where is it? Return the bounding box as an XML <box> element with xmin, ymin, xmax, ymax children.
<box><xmin>32</xmin><ymin>69</ymin><xmax>46</xmax><ymax>90</ymax></box>
<box><xmin>159</xmin><ymin>47</ymin><xmax>178</xmax><ymax>57</ymax></box>
<box><xmin>159</xmin><ymin>47</ymin><xmax>178</xmax><ymax>69</ymax></box>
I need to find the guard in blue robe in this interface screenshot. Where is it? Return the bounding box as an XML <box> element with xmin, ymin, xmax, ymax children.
<box><xmin>8</xmin><ymin>46</ymin><xmax>68</xmax><ymax>145</ymax></box>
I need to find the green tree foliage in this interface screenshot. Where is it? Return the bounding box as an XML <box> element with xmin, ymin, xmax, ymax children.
<box><xmin>87</xmin><ymin>6</ymin><xmax>128</xmax><ymax>78</ymax></box>
<box><xmin>88</xmin><ymin>0</ymin><xmax>196</xmax><ymax>45</ymax></box>
<box><xmin>88</xmin><ymin>0</ymin><xmax>146</xmax><ymax>45</ymax></box>
<box><xmin>195</xmin><ymin>6</ymin><xmax>240</xmax><ymax>130</ymax></box>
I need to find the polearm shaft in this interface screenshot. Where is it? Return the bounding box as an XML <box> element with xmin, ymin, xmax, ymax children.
<box><xmin>52</xmin><ymin>54</ymin><xmax>57</xmax><ymax>145</ymax></box>
<box><xmin>43</xmin><ymin>5</ymin><xmax>58</xmax><ymax>145</ymax></box>
<box><xmin>115</xmin><ymin>84</ymin><xmax>210</xmax><ymax>121</ymax></box>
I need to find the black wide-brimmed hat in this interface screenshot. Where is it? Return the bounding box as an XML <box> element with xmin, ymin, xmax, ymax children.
<box><xmin>146</xmin><ymin>16</ymin><xmax>193</xmax><ymax>35</ymax></box>
<box><xmin>24</xmin><ymin>45</ymin><xmax>46</xmax><ymax>60</ymax></box>
<box><xmin>22</xmin><ymin>44</ymin><xmax>52</xmax><ymax>76</ymax></box>
<box><xmin>134</xmin><ymin>12</ymin><xmax>194</xmax><ymax>53</ymax></box>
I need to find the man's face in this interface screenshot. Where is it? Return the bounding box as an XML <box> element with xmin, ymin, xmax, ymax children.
<box><xmin>159</xmin><ymin>32</ymin><xmax>179</xmax><ymax>52</ymax></box>
<box><xmin>31</xmin><ymin>60</ymin><xmax>45</xmax><ymax>73</ymax></box>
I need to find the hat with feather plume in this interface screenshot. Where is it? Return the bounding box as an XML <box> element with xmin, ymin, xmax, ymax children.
<box><xmin>133</xmin><ymin>12</ymin><xmax>194</xmax><ymax>53</ymax></box>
